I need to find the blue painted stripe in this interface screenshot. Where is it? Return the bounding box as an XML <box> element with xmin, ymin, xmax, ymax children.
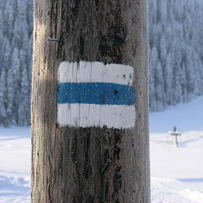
<box><xmin>57</xmin><ymin>82</ymin><xmax>135</xmax><ymax>105</ymax></box>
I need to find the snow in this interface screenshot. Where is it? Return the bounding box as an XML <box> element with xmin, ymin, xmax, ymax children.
<box><xmin>150</xmin><ymin>132</ymin><xmax>203</xmax><ymax>203</ymax></box>
<box><xmin>0</xmin><ymin>127</ymin><xmax>31</xmax><ymax>202</ymax></box>
<box><xmin>1</xmin><ymin>96</ymin><xmax>203</xmax><ymax>202</ymax></box>
<box><xmin>150</xmin><ymin>95</ymin><xmax>203</xmax><ymax>203</ymax></box>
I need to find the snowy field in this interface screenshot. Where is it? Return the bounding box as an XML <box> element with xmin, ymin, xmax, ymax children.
<box><xmin>1</xmin><ymin>96</ymin><xmax>203</xmax><ymax>202</ymax></box>
<box><xmin>0</xmin><ymin>127</ymin><xmax>31</xmax><ymax>202</ymax></box>
<box><xmin>150</xmin><ymin>95</ymin><xmax>203</xmax><ymax>202</ymax></box>
<box><xmin>150</xmin><ymin>131</ymin><xmax>203</xmax><ymax>202</ymax></box>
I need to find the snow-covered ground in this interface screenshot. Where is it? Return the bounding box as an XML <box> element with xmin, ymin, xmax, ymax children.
<box><xmin>0</xmin><ymin>96</ymin><xmax>203</xmax><ymax>202</ymax></box>
<box><xmin>151</xmin><ymin>131</ymin><xmax>203</xmax><ymax>203</ymax></box>
<box><xmin>150</xmin><ymin>95</ymin><xmax>203</xmax><ymax>202</ymax></box>
<box><xmin>0</xmin><ymin>127</ymin><xmax>31</xmax><ymax>202</ymax></box>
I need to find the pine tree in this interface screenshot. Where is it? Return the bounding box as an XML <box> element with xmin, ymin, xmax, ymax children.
<box><xmin>149</xmin><ymin>47</ymin><xmax>157</xmax><ymax>110</ymax></box>
<box><xmin>4</xmin><ymin>0</ymin><xmax>15</xmax><ymax>40</ymax></box>
<box><xmin>180</xmin><ymin>63</ymin><xmax>187</xmax><ymax>101</ymax></box>
<box><xmin>11</xmin><ymin>48</ymin><xmax>21</xmax><ymax>123</ymax></box>
<box><xmin>155</xmin><ymin>61</ymin><xmax>165</xmax><ymax>111</ymax></box>
<box><xmin>18</xmin><ymin>67</ymin><xmax>30</xmax><ymax>126</ymax></box>
<box><xmin>165</xmin><ymin>54</ymin><xmax>173</xmax><ymax>105</ymax></box>
<box><xmin>6</xmin><ymin>67</ymin><xmax>15</xmax><ymax>126</ymax></box>
<box><xmin>0</xmin><ymin>69</ymin><xmax>7</xmax><ymax>126</ymax></box>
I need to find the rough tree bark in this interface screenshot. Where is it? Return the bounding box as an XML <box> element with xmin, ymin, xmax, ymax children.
<box><xmin>32</xmin><ymin>0</ymin><xmax>150</xmax><ymax>202</ymax></box>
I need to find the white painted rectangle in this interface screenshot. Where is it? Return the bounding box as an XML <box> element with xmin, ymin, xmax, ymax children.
<box><xmin>58</xmin><ymin>103</ymin><xmax>136</xmax><ymax>129</ymax></box>
<box><xmin>58</xmin><ymin>61</ymin><xmax>134</xmax><ymax>86</ymax></box>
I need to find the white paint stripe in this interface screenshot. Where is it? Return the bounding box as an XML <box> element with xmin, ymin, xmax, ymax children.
<box><xmin>58</xmin><ymin>103</ymin><xmax>136</xmax><ymax>129</ymax></box>
<box><xmin>58</xmin><ymin>61</ymin><xmax>134</xmax><ymax>86</ymax></box>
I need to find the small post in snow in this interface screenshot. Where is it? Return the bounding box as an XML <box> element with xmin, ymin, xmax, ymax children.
<box><xmin>168</xmin><ymin>126</ymin><xmax>181</xmax><ymax>147</ymax></box>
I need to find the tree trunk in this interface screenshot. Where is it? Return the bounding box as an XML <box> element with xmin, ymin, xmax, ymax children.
<box><xmin>32</xmin><ymin>0</ymin><xmax>150</xmax><ymax>202</ymax></box>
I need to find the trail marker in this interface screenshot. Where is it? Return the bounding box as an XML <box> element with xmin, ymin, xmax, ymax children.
<box><xmin>57</xmin><ymin>61</ymin><xmax>136</xmax><ymax>129</ymax></box>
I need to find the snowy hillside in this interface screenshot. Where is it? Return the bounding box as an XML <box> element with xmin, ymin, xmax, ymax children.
<box><xmin>0</xmin><ymin>96</ymin><xmax>203</xmax><ymax>202</ymax></box>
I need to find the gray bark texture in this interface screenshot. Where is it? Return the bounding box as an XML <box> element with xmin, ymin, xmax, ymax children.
<box><xmin>32</xmin><ymin>0</ymin><xmax>150</xmax><ymax>202</ymax></box>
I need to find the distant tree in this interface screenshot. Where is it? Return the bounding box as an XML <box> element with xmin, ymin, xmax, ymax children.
<box><xmin>165</xmin><ymin>54</ymin><xmax>173</xmax><ymax>105</ymax></box>
<box><xmin>18</xmin><ymin>67</ymin><xmax>30</xmax><ymax>126</ymax></box>
<box><xmin>155</xmin><ymin>62</ymin><xmax>165</xmax><ymax>111</ymax></box>
<box><xmin>0</xmin><ymin>69</ymin><xmax>7</xmax><ymax>126</ymax></box>
<box><xmin>172</xmin><ymin>44</ymin><xmax>182</xmax><ymax>104</ymax></box>
<box><xmin>11</xmin><ymin>48</ymin><xmax>21</xmax><ymax>121</ymax></box>
<box><xmin>149</xmin><ymin>46</ymin><xmax>158</xmax><ymax>110</ymax></box>
<box><xmin>3</xmin><ymin>38</ymin><xmax>11</xmax><ymax>72</ymax></box>
<box><xmin>6</xmin><ymin>66</ymin><xmax>15</xmax><ymax>126</ymax></box>
<box><xmin>4</xmin><ymin>0</ymin><xmax>14</xmax><ymax>39</ymax></box>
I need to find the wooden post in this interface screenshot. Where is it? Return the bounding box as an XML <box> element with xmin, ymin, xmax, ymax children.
<box><xmin>32</xmin><ymin>0</ymin><xmax>150</xmax><ymax>202</ymax></box>
<box><xmin>168</xmin><ymin>127</ymin><xmax>181</xmax><ymax>147</ymax></box>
